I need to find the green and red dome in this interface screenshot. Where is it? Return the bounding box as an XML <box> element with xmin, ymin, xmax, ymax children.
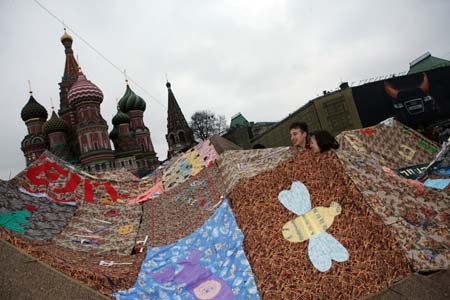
<box><xmin>118</xmin><ymin>84</ymin><xmax>146</xmax><ymax>112</ymax></box>
<box><xmin>43</xmin><ymin>111</ymin><xmax>69</xmax><ymax>135</ymax></box>
<box><xmin>112</xmin><ymin>108</ymin><xmax>130</xmax><ymax>125</ymax></box>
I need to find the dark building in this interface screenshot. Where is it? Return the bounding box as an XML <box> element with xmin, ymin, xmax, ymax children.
<box><xmin>20</xmin><ymin>31</ymin><xmax>158</xmax><ymax>176</ymax></box>
<box><xmin>222</xmin><ymin>113</ymin><xmax>275</xmax><ymax>149</ymax></box>
<box><xmin>165</xmin><ymin>81</ymin><xmax>195</xmax><ymax>158</ymax></box>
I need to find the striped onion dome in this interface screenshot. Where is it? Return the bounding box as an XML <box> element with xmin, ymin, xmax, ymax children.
<box><xmin>112</xmin><ymin>108</ymin><xmax>130</xmax><ymax>125</ymax></box>
<box><xmin>67</xmin><ymin>72</ymin><xmax>103</xmax><ymax>104</ymax></box>
<box><xmin>21</xmin><ymin>94</ymin><xmax>48</xmax><ymax>121</ymax></box>
<box><xmin>43</xmin><ymin>111</ymin><xmax>69</xmax><ymax>135</ymax></box>
<box><xmin>118</xmin><ymin>84</ymin><xmax>146</xmax><ymax>112</ymax></box>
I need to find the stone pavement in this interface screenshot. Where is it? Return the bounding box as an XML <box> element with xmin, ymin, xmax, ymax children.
<box><xmin>363</xmin><ymin>270</ymin><xmax>450</xmax><ymax>300</ymax></box>
<box><xmin>0</xmin><ymin>239</ymin><xmax>108</xmax><ymax>300</ymax></box>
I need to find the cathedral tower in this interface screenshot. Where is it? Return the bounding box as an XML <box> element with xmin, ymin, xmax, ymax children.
<box><xmin>42</xmin><ymin>109</ymin><xmax>69</xmax><ymax>151</ymax></box>
<box><xmin>67</xmin><ymin>70</ymin><xmax>114</xmax><ymax>171</ymax></box>
<box><xmin>165</xmin><ymin>81</ymin><xmax>195</xmax><ymax>158</ymax></box>
<box><xmin>117</xmin><ymin>82</ymin><xmax>158</xmax><ymax>175</ymax></box>
<box><xmin>20</xmin><ymin>91</ymin><xmax>48</xmax><ymax>165</ymax></box>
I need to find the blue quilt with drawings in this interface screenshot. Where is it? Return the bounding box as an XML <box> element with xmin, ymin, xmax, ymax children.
<box><xmin>113</xmin><ymin>199</ymin><xmax>260</xmax><ymax>300</ymax></box>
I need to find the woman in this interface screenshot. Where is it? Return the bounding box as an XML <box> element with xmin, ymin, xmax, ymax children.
<box><xmin>310</xmin><ymin>130</ymin><xmax>339</xmax><ymax>153</ymax></box>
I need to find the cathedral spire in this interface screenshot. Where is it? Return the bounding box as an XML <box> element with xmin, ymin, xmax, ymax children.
<box><xmin>165</xmin><ymin>81</ymin><xmax>195</xmax><ymax>158</ymax></box>
<box><xmin>166</xmin><ymin>81</ymin><xmax>190</xmax><ymax>132</ymax></box>
<box><xmin>59</xmin><ymin>28</ymin><xmax>79</xmax><ymax>114</ymax></box>
<box><xmin>61</xmin><ymin>28</ymin><xmax>78</xmax><ymax>80</ymax></box>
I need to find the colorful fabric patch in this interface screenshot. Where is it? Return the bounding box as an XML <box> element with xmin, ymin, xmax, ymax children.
<box><xmin>395</xmin><ymin>163</ymin><xmax>429</xmax><ymax>179</ymax></box>
<box><xmin>196</xmin><ymin>140</ymin><xmax>220</xmax><ymax>167</ymax></box>
<box><xmin>359</xmin><ymin>128</ymin><xmax>375</xmax><ymax>136</ymax></box>
<box><xmin>398</xmin><ymin>144</ymin><xmax>416</xmax><ymax>161</ymax></box>
<box><xmin>219</xmin><ymin>147</ymin><xmax>293</xmax><ymax>194</ymax></box>
<box><xmin>162</xmin><ymin>156</ymin><xmax>195</xmax><ymax>190</ymax></box>
<box><xmin>0</xmin><ymin>181</ymin><xmax>76</xmax><ymax>240</ymax></box>
<box><xmin>184</xmin><ymin>148</ymin><xmax>205</xmax><ymax>176</ymax></box>
<box><xmin>279</xmin><ymin>181</ymin><xmax>349</xmax><ymax>272</ymax></box>
<box><xmin>419</xmin><ymin>140</ymin><xmax>438</xmax><ymax>154</ymax></box>
<box><xmin>424</xmin><ymin>179</ymin><xmax>450</xmax><ymax>190</ymax></box>
<box><xmin>0</xmin><ymin>209</ymin><xmax>31</xmax><ymax>233</ymax></box>
<box><xmin>434</xmin><ymin>167</ymin><xmax>450</xmax><ymax>176</ymax></box>
<box><xmin>380</xmin><ymin>117</ymin><xmax>394</xmax><ymax>127</ymax></box>
<box><xmin>55</xmin><ymin>203</ymin><xmax>141</xmax><ymax>255</ymax></box>
<box><xmin>114</xmin><ymin>200</ymin><xmax>260</xmax><ymax>300</ymax></box>
<box><xmin>14</xmin><ymin>152</ymin><xmax>128</xmax><ymax>205</ymax></box>
<box><xmin>151</xmin><ymin>249</ymin><xmax>235</xmax><ymax>300</ymax></box>
<box><xmin>129</xmin><ymin>181</ymin><xmax>164</xmax><ymax>205</ymax></box>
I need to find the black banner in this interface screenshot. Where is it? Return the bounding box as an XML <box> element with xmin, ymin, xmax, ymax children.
<box><xmin>352</xmin><ymin>67</ymin><xmax>450</xmax><ymax>129</ymax></box>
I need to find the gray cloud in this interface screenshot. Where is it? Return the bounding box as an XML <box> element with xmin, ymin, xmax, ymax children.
<box><xmin>0</xmin><ymin>0</ymin><xmax>449</xmax><ymax>179</ymax></box>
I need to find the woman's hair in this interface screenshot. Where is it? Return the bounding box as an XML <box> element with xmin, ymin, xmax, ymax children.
<box><xmin>310</xmin><ymin>130</ymin><xmax>339</xmax><ymax>153</ymax></box>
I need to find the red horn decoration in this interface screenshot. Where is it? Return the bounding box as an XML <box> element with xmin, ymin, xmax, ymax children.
<box><xmin>384</xmin><ymin>81</ymin><xmax>399</xmax><ymax>99</ymax></box>
<box><xmin>419</xmin><ymin>73</ymin><xmax>429</xmax><ymax>93</ymax></box>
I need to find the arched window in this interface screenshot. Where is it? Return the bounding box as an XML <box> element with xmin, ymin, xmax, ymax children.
<box><xmin>179</xmin><ymin>131</ymin><xmax>186</xmax><ymax>143</ymax></box>
<box><xmin>169</xmin><ymin>134</ymin><xmax>175</xmax><ymax>145</ymax></box>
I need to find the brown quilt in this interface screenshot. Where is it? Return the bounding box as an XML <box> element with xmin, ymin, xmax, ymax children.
<box><xmin>229</xmin><ymin>151</ymin><xmax>411</xmax><ymax>300</ymax></box>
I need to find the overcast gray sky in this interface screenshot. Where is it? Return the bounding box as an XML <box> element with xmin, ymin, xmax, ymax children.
<box><xmin>1</xmin><ymin>0</ymin><xmax>449</xmax><ymax>179</ymax></box>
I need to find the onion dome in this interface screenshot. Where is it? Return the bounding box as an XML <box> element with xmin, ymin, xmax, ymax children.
<box><xmin>21</xmin><ymin>93</ymin><xmax>48</xmax><ymax>121</ymax></box>
<box><xmin>67</xmin><ymin>72</ymin><xmax>103</xmax><ymax>104</ymax></box>
<box><xmin>112</xmin><ymin>108</ymin><xmax>130</xmax><ymax>125</ymax></box>
<box><xmin>118</xmin><ymin>84</ymin><xmax>146</xmax><ymax>113</ymax></box>
<box><xmin>109</xmin><ymin>126</ymin><xmax>118</xmax><ymax>139</ymax></box>
<box><xmin>43</xmin><ymin>111</ymin><xmax>69</xmax><ymax>135</ymax></box>
<box><xmin>60</xmin><ymin>30</ymin><xmax>73</xmax><ymax>42</ymax></box>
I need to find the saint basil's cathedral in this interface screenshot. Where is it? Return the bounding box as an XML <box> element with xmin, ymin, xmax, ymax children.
<box><xmin>20</xmin><ymin>31</ymin><xmax>195</xmax><ymax>176</ymax></box>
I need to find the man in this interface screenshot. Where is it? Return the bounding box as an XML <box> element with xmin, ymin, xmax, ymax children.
<box><xmin>289</xmin><ymin>122</ymin><xmax>310</xmax><ymax>151</ymax></box>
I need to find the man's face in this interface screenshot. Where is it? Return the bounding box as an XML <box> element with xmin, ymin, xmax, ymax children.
<box><xmin>290</xmin><ymin>128</ymin><xmax>307</xmax><ymax>147</ymax></box>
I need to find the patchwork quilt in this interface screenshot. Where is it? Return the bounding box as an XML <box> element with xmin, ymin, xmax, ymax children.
<box><xmin>13</xmin><ymin>152</ymin><xmax>131</xmax><ymax>205</ymax></box>
<box><xmin>337</xmin><ymin>118</ymin><xmax>437</xmax><ymax>169</ymax></box>
<box><xmin>55</xmin><ymin>202</ymin><xmax>142</xmax><ymax>256</ymax></box>
<box><xmin>114</xmin><ymin>200</ymin><xmax>260</xmax><ymax>300</ymax></box>
<box><xmin>0</xmin><ymin>180</ymin><xmax>76</xmax><ymax>240</ymax></box>
<box><xmin>228</xmin><ymin>151</ymin><xmax>411</xmax><ymax>299</ymax></box>
<box><xmin>336</xmin><ymin>122</ymin><xmax>450</xmax><ymax>271</ymax></box>
<box><xmin>136</xmin><ymin>165</ymin><xmax>225</xmax><ymax>248</ymax></box>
